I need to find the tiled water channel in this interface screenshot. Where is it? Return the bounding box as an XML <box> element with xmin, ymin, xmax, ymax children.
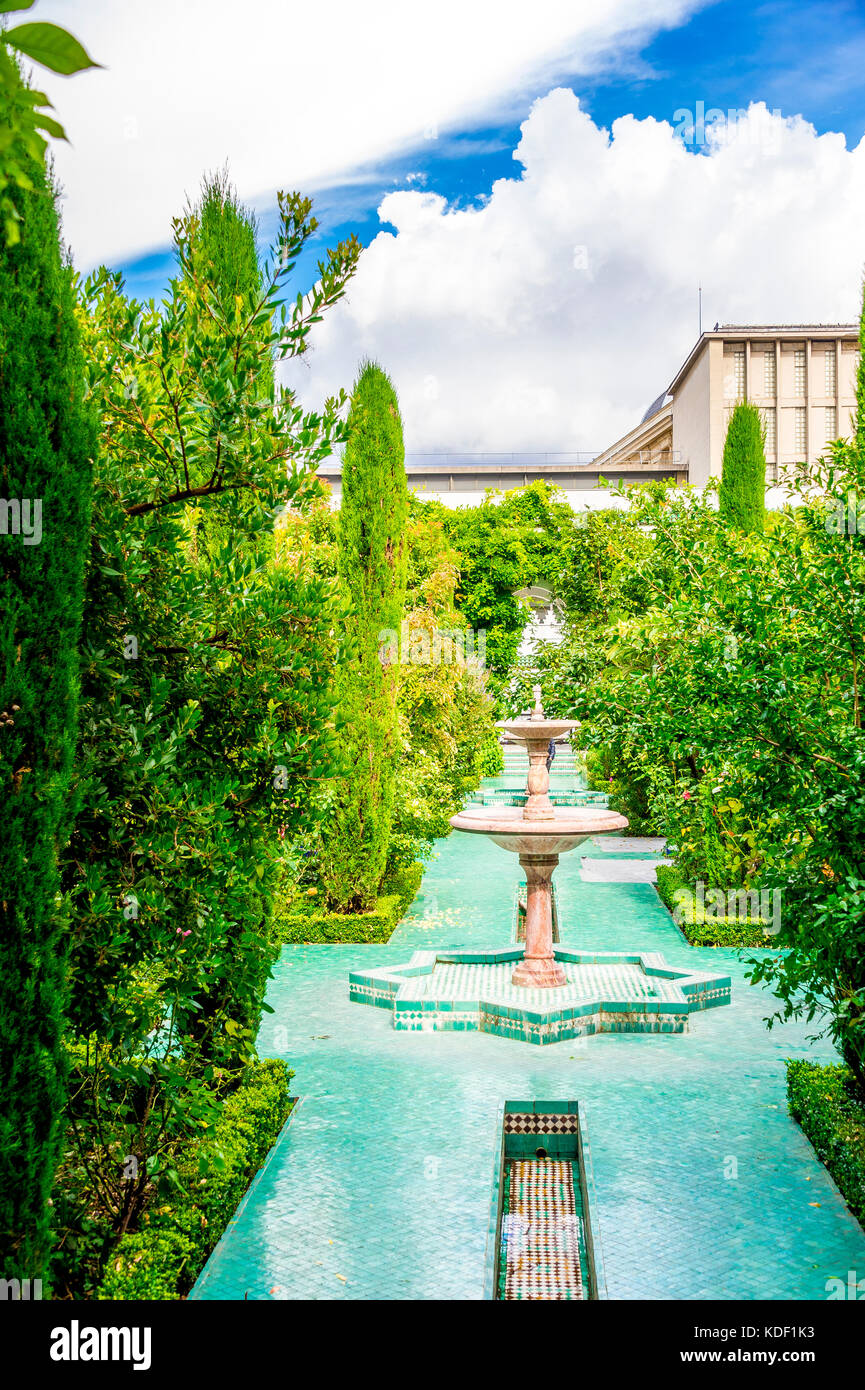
<box><xmin>494</xmin><ymin>1105</ymin><xmax>598</xmax><ymax>1300</ymax></box>
<box><xmin>191</xmin><ymin>765</ymin><xmax>865</xmax><ymax>1301</ymax></box>
<box><xmin>501</xmin><ymin>1160</ymin><xmax>584</xmax><ymax>1299</ymax></box>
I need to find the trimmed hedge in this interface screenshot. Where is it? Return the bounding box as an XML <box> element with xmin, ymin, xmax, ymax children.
<box><xmin>787</xmin><ymin>1060</ymin><xmax>865</xmax><ymax>1229</ymax></box>
<box><xmin>273</xmin><ymin>861</ymin><xmax>424</xmax><ymax>945</ymax></box>
<box><xmin>97</xmin><ymin>1057</ymin><xmax>293</xmax><ymax>1299</ymax></box>
<box><xmin>654</xmin><ymin>863</ymin><xmax>769</xmax><ymax>947</ymax></box>
<box><xmin>384</xmin><ymin>860</ymin><xmax>424</xmax><ymax>913</ymax></box>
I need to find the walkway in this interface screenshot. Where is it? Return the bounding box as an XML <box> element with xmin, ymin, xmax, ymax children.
<box><xmin>192</xmin><ymin>814</ymin><xmax>865</xmax><ymax>1300</ymax></box>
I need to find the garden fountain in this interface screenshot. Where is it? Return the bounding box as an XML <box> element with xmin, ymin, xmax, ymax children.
<box><xmin>449</xmin><ymin>686</ymin><xmax>627</xmax><ymax>987</ymax></box>
<box><xmin>349</xmin><ymin>685</ymin><xmax>731</xmax><ymax>1043</ymax></box>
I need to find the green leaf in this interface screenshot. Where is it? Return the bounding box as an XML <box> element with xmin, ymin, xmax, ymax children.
<box><xmin>34</xmin><ymin>113</ymin><xmax>66</xmax><ymax>141</ymax></box>
<box><xmin>5</xmin><ymin>22</ymin><xmax>102</xmax><ymax>75</ymax></box>
<box><xmin>0</xmin><ymin>2</ymin><xmax>36</xmax><ymax>12</ymax></box>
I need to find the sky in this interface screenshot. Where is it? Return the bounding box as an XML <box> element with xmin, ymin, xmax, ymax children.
<box><xmin>30</xmin><ymin>0</ymin><xmax>865</xmax><ymax>452</ymax></box>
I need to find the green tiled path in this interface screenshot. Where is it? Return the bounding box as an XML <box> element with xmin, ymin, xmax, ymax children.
<box><xmin>192</xmin><ymin>830</ymin><xmax>865</xmax><ymax>1300</ymax></box>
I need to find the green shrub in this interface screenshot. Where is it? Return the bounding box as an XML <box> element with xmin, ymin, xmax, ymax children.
<box><xmin>274</xmin><ymin>897</ymin><xmax>401</xmax><ymax>944</ymax></box>
<box><xmin>97</xmin><ymin>1058</ymin><xmax>292</xmax><ymax>1299</ymax></box>
<box><xmin>273</xmin><ymin>860</ymin><xmax>423</xmax><ymax>944</ymax></box>
<box><xmin>477</xmin><ymin>729</ymin><xmax>504</xmax><ymax>777</ymax></box>
<box><xmin>719</xmin><ymin>400</ymin><xmax>766</xmax><ymax>532</ymax></box>
<box><xmin>382</xmin><ymin>861</ymin><xmax>424</xmax><ymax>917</ymax></box>
<box><xmin>585</xmin><ymin>746</ymin><xmax>657</xmax><ymax>835</ymax></box>
<box><xmin>786</xmin><ymin>1060</ymin><xmax>865</xmax><ymax>1229</ymax></box>
<box><xmin>654</xmin><ymin>864</ymin><xmax>769</xmax><ymax>947</ymax></box>
<box><xmin>95</xmin><ymin>1229</ymin><xmax>196</xmax><ymax>1301</ymax></box>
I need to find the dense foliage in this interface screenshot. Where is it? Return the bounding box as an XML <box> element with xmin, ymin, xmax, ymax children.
<box><xmin>574</xmin><ymin>469</ymin><xmax>865</xmax><ymax>1086</ymax></box>
<box><xmin>319</xmin><ymin>363</ymin><xmax>409</xmax><ymax>911</ymax></box>
<box><xmin>388</xmin><ymin>503</ymin><xmax>498</xmax><ymax>870</ymax></box>
<box><xmin>96</xmin><ymin>1058</ymin><xmax>292</xmax><ymax>1299</ymax></box>
<box><xmin>51</xmin><ymin>183</ymin><xmax>360</xmax><ymax>1294</ymax></box>
<box><xmin>441</xmin><ymin>480</ymin><xmax>582</xmax><ymax>684</ymax></box>
<box><xmin>278</xmin><ymin>490</ymin><xmax>499</xmax><ymax>906</ymax></box>
<box><xmin>0</xmin><ymin>62</ymin><xmax>95</xmax><ymax>1283</ymax></box>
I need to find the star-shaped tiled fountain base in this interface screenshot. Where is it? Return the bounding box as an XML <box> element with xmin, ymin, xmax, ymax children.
<box><xmin>348</xmin><ymin>946</ymin><xmax>731</xmax><ymax>1045</ymax></box>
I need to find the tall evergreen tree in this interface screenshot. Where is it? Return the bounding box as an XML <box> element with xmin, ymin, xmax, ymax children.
<box><xmin>177</xmin><ymin>175</ymin><xmax>283</xmax><ymax>1052</ymax></box>
<box><xmin>321</xmin><ymin>363</ymin><xmax>408</xmax><ymax>910</ymax></box>
<box><xmin>719</xmin><ymin>401</ymin><xmax>766</xmax><ymax>532</ymax></box>
<box><xmin>185</xmin><ymin>168</ymin><xmax>274</xmax><ymax>400</ymax></box>
<box><xmin>0</xmin><ymin>49</ymin><xmax>95</xmax><ymax>1282</ymax></box>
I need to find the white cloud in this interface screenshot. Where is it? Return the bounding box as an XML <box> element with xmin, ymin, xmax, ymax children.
<box><xmin>286</xmin><ymin>91</ymin><xmax>865</xmax><ymax>452</ymax></box>
<box><xmin>33</xmin><ymin>0</ymin><xmax>700</xmax><ymax>265</ymax></box>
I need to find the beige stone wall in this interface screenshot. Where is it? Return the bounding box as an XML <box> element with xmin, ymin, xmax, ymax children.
<box><xmin>673</xmin><ymin>332</ymin><xmax>860</xmax><ymax>489</ymax></box>
<box><xmin>672</xmin><ymin>339</ymin><xmax>712</xmax><ymax>486</ymax></box>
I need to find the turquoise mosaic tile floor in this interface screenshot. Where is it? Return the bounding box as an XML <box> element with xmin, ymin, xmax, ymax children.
<box><xmin>192</xmin><ymin>824</ymin><xmax>865</xmax><ymax>1301</ymax></box>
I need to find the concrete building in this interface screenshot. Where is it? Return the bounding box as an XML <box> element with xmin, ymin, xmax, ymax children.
<box><xmin>316</xmin><ymin>449</ymin><xmax>681</xmax><ymax>508</ymax></box>
<box><xmin>597</xmin><ymin>324</ymin><xmax>860</xmax><ymax>489</ymax></box>
<box><xmin>316</xmin><ymin>324</ymin><xmax>860</xmax><ymax>509</ymax></box>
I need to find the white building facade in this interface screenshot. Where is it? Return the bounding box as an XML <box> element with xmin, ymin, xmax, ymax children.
<box><xmin>316</xmin><ymin>325</ymin><xmax>861</xmax><ymax>509</ymax></box>
<box><xmin>597</xmin><ymin>324</ymin><xmax>860</xmax><ymax>491</ymax></box>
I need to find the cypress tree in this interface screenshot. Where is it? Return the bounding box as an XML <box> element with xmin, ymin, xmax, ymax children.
<box><xmin>0</xmin><ymin>50</ymin><xmax>95</xmax><ymax>1282</ymax></box>
<box><xmin>185</xmin><ymin>169</ymin><xmax>274</xmax><ymax>399</ymax></box>
<box><xmin>177</xmin><ymin>175</ymin><xmax>283</xmax><ymax>1057</ymax></box>
<box><xmin>320</xmin><ymin>363</ymin><xmax>408</xmax><ymax>910</ymax></box>
<box><xmin>719</xmin><ymin>401</ymin><xmax>766</xmax><ymax>532</ymax></box>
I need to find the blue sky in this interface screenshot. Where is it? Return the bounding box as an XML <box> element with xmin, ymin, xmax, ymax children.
<box><xmin>116</xmin><ymin>0</ymin><xmax>865</xmax><ymax>305</ymax></box>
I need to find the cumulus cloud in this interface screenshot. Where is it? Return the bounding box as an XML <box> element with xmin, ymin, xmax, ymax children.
<box><xmin>286</xmin><ymin>91</ymin><xmax>865</xmax><ymax>452</ymax></box>
<box><xmin>36</xmin><ymin>0</ymin><xmax>699</xmax><ymax>266</ymax></box>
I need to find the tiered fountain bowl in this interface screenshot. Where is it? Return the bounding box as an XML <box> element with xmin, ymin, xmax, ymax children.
<box><xmin>349</xmin><ymin>686</ymin><xmax>733</xmax><ymax>1044</ymax></box>
<box><xmin>449</xmin><ymin>689</ymin><xmax>628</xmax><ymax>987</ymax></box>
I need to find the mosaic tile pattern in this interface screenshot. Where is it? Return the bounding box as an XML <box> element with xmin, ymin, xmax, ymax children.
<box><xmin>349</xmin><ymin>946</ymin><xmax>731</xmax><ymax>1043</ymax></box>
<box><xmin>424</xmin><ymin>958</ymin><xmax>683</xmax><ymax>1001</ymax></box>
<box><xmin>505</xmin><ymin>1111</ymin><xmax>578</xmax><ymax>1134</ymax></box>
<box><xmin>501</xmin><ymin>1160</ymin><xmax>585</xmax><ymax>1300</ymax></box>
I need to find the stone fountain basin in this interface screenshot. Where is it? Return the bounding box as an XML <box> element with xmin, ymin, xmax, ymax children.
<box><xmin>450</xmin><ymin>804</ymin><xmax>628</xmax><ymax>854</ymax></box>
<box><xmin>496</xmin><ymin>717</ymin><xmax>579</xmax><ymax>742</ymax></box>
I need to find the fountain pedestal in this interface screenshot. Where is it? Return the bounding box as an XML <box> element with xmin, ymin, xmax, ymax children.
<box><xmin>451</xmin><ymin>686</ymin><xmax>628</xmax><ymax>989</ymax></box>
<box><xmin>511</xmin><ymin>853</ymin><xmax>566</xmax><ymax>987</ymax></box>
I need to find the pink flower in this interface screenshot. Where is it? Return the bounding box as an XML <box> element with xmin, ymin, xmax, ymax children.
<box><xmin>682</xmin><ymin>791</ymin><xmax>691</xmax><ymax>800</ymax></box>
<box><xmin>176</xmin><ymin>928</ymin><xmax>192</xmax><ymax>938</ymax></box>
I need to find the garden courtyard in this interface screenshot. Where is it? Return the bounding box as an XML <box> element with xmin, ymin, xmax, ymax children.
<box><xmin>194</xmin><ymin>789</ymin><xmax>865</xmax><ymax>1301</ymax></box>
<box><xmin>4</xmin><ymin>11</ymin><xmax>865</xmax><ymax>1318</ymax></box>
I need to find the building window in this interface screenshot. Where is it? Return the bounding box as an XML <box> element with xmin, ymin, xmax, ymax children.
<box><xmin>825</xmin><ymin>406</ymin><xmax>837</xmax><ymax>444</ymax></box>
<box><xmin>763</xmin><ymin>351</ymin><xmax>776</xmax><ymax>397</ymax></box>
<box><xmin>793</xmin><ymin>348</ymin><xmax>806</xmax><ymax>397</ymax></box>
<box><xmin>760</xmin><ymin>406</ymin><xmax>776</xmax><ymax>455</ymax></box>
<box><xmin>732</xmin><ymin>349</ymin><xmax>745</xmax><ymax>400</ymax></box>
<box><xmin>794</xmin><ymin>406</ymin><xmax>807</xmax><ymax>455</ymax></box>
<box><xmin>824</xmin><ymin>350</ymin><xmax>837</xmax><ymax>396</ymax></box>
